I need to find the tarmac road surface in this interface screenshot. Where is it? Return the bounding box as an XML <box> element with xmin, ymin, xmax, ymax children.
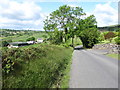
<box><xmin>69</xmin><ymin>46</ymin><xmax>118</xmax><ymax>88</ymax></box>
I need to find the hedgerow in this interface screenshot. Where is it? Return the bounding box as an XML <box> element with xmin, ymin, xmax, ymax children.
<box><xmin>2</xmin><ymin>44</ymin><xmax>72</xmax><ymax>88</ymax></box>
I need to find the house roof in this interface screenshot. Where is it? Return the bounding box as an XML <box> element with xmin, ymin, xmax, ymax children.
<box><xmin>37</xmin><ymin>38</ymin><xmax>43</xmax><ymax>40</ymax></box>
<box><xmin>9</xmin><ymin>42</ymin><xmax>28</xmax><ymax>45</ymax></box>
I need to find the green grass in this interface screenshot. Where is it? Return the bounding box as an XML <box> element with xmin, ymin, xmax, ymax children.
<box><xmin>2</xmin><ymin>32</ymin><xmax>47</xmax><ymax>42</ymax></box>
<box><xmin>64</xmin><ymin>36</ymin><xmax>82</xmax><ymax>47</ymax></box>
<box><xmin>59</xmin><ymin>52</ymin><xmax>73</xmax><ymax>88</ymax></box>
<box><xmin>106</xmin><ymin>54</ymin><xmax>119</xmax><ymax>60</ymax></box>
<box><xmin>2</xmin><ymin>44</ymin><xmax>72</xmax><ymax>88</ymax></box>
<box><xmin>96</xmin><ymin>37</ymin><xmax>117</xmax><ymax>45</ymax></box>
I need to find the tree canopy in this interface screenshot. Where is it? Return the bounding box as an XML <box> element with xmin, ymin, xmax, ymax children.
<box><xmin>43</xmin><ymin>5</ymin><xmax>99</xmax><ymax>48</ymax></box>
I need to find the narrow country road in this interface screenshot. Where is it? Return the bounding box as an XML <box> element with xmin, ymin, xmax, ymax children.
<box><xmin>69</xmin><ymin>46</ymin><xmax>118</xmax><ymax>88</ymax></box>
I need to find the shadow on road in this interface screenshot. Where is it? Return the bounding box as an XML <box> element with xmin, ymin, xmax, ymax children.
<box><xmin>74</xmin><ymin>46</ymin><xmax>84</xmax><ymax>50</ymax></box>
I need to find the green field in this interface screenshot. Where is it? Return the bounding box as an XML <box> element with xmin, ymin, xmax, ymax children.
<box><xmin>1</xmin><ymin>31</ymin><xmax>47</xmax><ymax>42</ymax></box>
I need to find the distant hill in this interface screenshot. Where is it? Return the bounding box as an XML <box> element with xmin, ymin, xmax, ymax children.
<box><xmin>98</xmin><ymin>24</ymin><xmax>120</xmax><ymax>31</ymax></box>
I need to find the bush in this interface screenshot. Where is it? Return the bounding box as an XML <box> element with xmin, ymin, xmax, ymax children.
<box><xmin>115</xmin><ymin>37</ymin><xmax>120</xmax><ymax>45</ymax></box>
<box><xmin>104</xmin><ymin>32</ymin><xmax>115</xmax><ymax>42</ymax></box>
<box><xmin>26</xmin><ymin>37</ymin><xmax>35</xmax><ymax>41</ymax></box>
<box><xmin>2</xmin><ymin>47</ymin><xmax>46</xmax><ymax>75</ymax></box>
<box><xmin>2</xmin><ymin>41</ymin><xmax>9</xmax><ymax>47</ymax></box>
<box><xmin>98</xmin><ymin>33</ymin><xmax>105</xmax><ymax>42</ymax></box>
<box><xmin>2</xmin><ymin>45</ymin><xmax>72</xmax><ymax>88</ymax></box>
<box><xmin>80</xmin><ymin>28</ymin><xmax>100</xmax><ymax>48</ymax></box>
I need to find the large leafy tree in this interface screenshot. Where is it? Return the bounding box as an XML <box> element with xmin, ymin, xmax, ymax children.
<box><xmin>76</xmin><ymin>15</ymin><xmax>100</xmax><ymax>48</ymax></box>
<box><xmin>43</xmin><ymin>5</ymin><xmax>85</xmax><ymax>44</ymax></box>
<box><xmin>43</xmin><ymin>5</ymin><xmax>99</xmax><ymax>48</ymax></box>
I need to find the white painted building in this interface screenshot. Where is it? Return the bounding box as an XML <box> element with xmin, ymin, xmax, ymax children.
<box><xmin>37</xmin><ymin>38</ymin><xmax>43</xmax><ymax>43</ymax></box>
<box><xmin>27</xmin><ymin>41</ymin><xmax>35</xmax><ymax>44</ymax></box>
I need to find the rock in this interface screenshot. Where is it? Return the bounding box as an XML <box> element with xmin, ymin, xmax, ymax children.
<box><xmin>92</xmin><ymin>43</ymin><xmax>119</xmax><ymax>54</ymax></box>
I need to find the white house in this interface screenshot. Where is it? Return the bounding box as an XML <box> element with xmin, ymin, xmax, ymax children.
<box><xmin>27</xmin><ymin>41</ymin><xmax>35</xmax><ymax>44</ymax></box>
<box><xmin>37</xmin><ymin>38</ymin><xmax>43</xmax><ymax>43</ymax></box>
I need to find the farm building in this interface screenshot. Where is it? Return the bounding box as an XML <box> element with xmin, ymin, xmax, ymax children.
<box><xmin>27</xmin><ymin>41</ymin><xmax>35</xmax><ymax>44</ymax></box>
<box><xmin>37</xmin><ymin>38</ymin><xmax>43</xmax><ymax>43</ymax></box>
<box><xmin>8</xmin><ymin>42</ymin><xmax>29</xmax><ymax>48</ymax></box>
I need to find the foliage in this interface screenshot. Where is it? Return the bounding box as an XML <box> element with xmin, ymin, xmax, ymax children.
<box><xmin>42</xmin><ymin>34</ymin><xmax>48</xmax><ymax>38</ymax></box>
<box><xmin>43</xmin><ymin>5</ymin><xmax>100</xmax><ymax>48</ymax></box>
<box><xmin>115</xmin><ymin>37</ymin><xmax>120</xmax><ymax>45</ymax></box>
<box><xmin>104</xmin><ymin>31</ymin><xmax>115</xmax><ymax>42</ymax></box>
<box><xmin>98</xmin><ymin>33</ymin><xmax>105</xmax><ymax>42</ymax></box>
<box><xmin>76</xmin><ymin>15</ymin><xmax>99</xmax><ymax>48</ymax></box>
<box><xmin>116</xmin><ymin>28</ymin><xmax>120</xmax><ymax>32</ymax></box>
<box><xmin>43</xmin><ymin>5</ymin><xmax>85</xmax><ymax>45</ymax></box>
<box><xmin>2</xmin><ymin>44</ymin><xmax>72</xmax><ymax>88</ymax></box>
<box><xmin>2</xmin><ymin>41</ymin><xmax>9</xmax><ymax>47</ymax></box>
<box><xmin>49</xmin><ymin>29</ymin><xmax>63</xmax><ymax>44</ymax></box>
<box><xmin>26</xmin><ymin>37</ymin><xmax>35</xmax><ymax>41</ymax></box>
<box><xmin>104</xmin><ymin>32</ymin><xmax>115</xmax><ymax>39</ymax></box>
<box><xmin>2</xmin><ymin>58</ymin><xmax>14</xmax><ymax>74</ymax></box>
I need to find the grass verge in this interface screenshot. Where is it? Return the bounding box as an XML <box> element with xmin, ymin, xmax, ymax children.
<box><xmin>59</xmin><ymin>52</ymin><xmax>73</xmax><ymax>88</ymax></box>
<box><xmin>106</xmin><ymin>53</ymin><xmax>120</xmax><ymax>60</ymax></box>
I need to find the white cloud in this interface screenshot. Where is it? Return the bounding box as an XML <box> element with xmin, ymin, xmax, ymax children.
<box><xmin>92</xmin><ymin>2</ymin><xmax>118</xmax><ymax>27</ymax></box>
<box><xmin>0</xmin><ymin>0</ymin><xmax>47</xmax><ymax>30</ymax></box>
<box><xmin>67</xmin><ymin>4</ymin><xmax>79</xmax><ymax>7</ymax></box>
<box><xmin>0</xmin><ymin>0</ymin><xmax>118</xmax><ymax>30</ymax></box>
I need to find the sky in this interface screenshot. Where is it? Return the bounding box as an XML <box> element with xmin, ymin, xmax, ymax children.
<box><xmin>0</xmin><ymin>0</ymin><xmax>119</xmax><ymax>31</ymax></box>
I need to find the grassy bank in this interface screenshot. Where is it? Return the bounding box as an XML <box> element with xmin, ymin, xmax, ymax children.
<box><xmin>106</xmin><ymin>54</ymin><xmax>119</xmax><ymax>60</ymax></box>
<box><xmin>2</xmin><ymin>44</ymin><xmax>72</xmax><ymax>88</ymax></box>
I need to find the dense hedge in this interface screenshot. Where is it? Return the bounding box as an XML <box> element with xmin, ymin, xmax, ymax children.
<box><xmin>2</xmin><ymin>44</ymin><xmax>72</xmax><ymax>88</ymax></box>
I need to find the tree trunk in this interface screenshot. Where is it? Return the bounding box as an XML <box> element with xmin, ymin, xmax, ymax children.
<box><xmin>72</xmin><ymin>37</ymin><xmax>74</xmax><ymax>48</ymax></box>
<box><xmin>80</xmin><ymin>37</ymin><xmax>93</xmax><ymax>48</ymax></box>
<box><xmin>64</xmin><ymin>28</ymin><xmax>68</xmax><ymax>42</ymax></box>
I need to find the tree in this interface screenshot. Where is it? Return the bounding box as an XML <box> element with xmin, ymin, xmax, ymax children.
<box><xmin>43</xmin><ymin>5</ymin><xmax>85</xmax><ymax>44</ymax></box>
<box><xmin>2</xmin><ymin>41</ymin><xmax>9</xmax><ymax>47</ymax></box>
<box><xmin>43</xmin><ymin>5</ymin><xmax>99</xmax><ymax>48</ymax></box>
<box><xmin>26</xmin><ymin>37</ymin><xmax>35</xmax><ymax>41</ymax></box>
<box><xmin>76</xmin><ymin>15</ymin><xmax>99</xmax><ymax>48</ymax></box>
<box><xmin>104</xmin><ymin>32</ymin><xmax>115</xmax><ymax>42</ymax></box>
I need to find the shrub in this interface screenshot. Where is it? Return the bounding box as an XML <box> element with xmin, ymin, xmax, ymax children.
<box><xmin>98</xmin><ymin>33</ymin><xmax>105</xmax><ymax>42</ymax></box>
<box><xmin>115</xmin><ymin>37</ymin><xmax>120</xmax><ymax>45</ymax></box>
<box><xmin>26</xmin><ymin>37</ymin><xmax>35</xmax><ymax>41</ymax></box>
<box><xmin>2</xmin><ymin>47</ymin><xmax>46</xmax><ymax>74</ymax></box>
<box><xmin>104</xmin><ymin>32</ymin><xmax>115</xmax><ymax>42</ymax></box>
<box><xmin>2</xmin><ymin>58</ymin><xmax>14</xmax><ymax>74</ymax></box>
<box><xmin>2</xmin><ymin>41</ymin><xmax>9</xmax><ymax>47</ymax></box>
<box><xmin>2</xmin><ymin>45</ymin><xmax>72</xmax><ymax>88</ymax></box>
<box><xmin>79</xmin><ymin>28</ymin><xmax>100</xmax><ymax>48</ymax></box>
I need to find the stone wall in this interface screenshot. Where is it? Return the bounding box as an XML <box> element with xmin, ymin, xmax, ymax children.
<box><xmin>92</xmin><ymin>43</ymin><xmax>120</xmax><ymax>54</ymax></box>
